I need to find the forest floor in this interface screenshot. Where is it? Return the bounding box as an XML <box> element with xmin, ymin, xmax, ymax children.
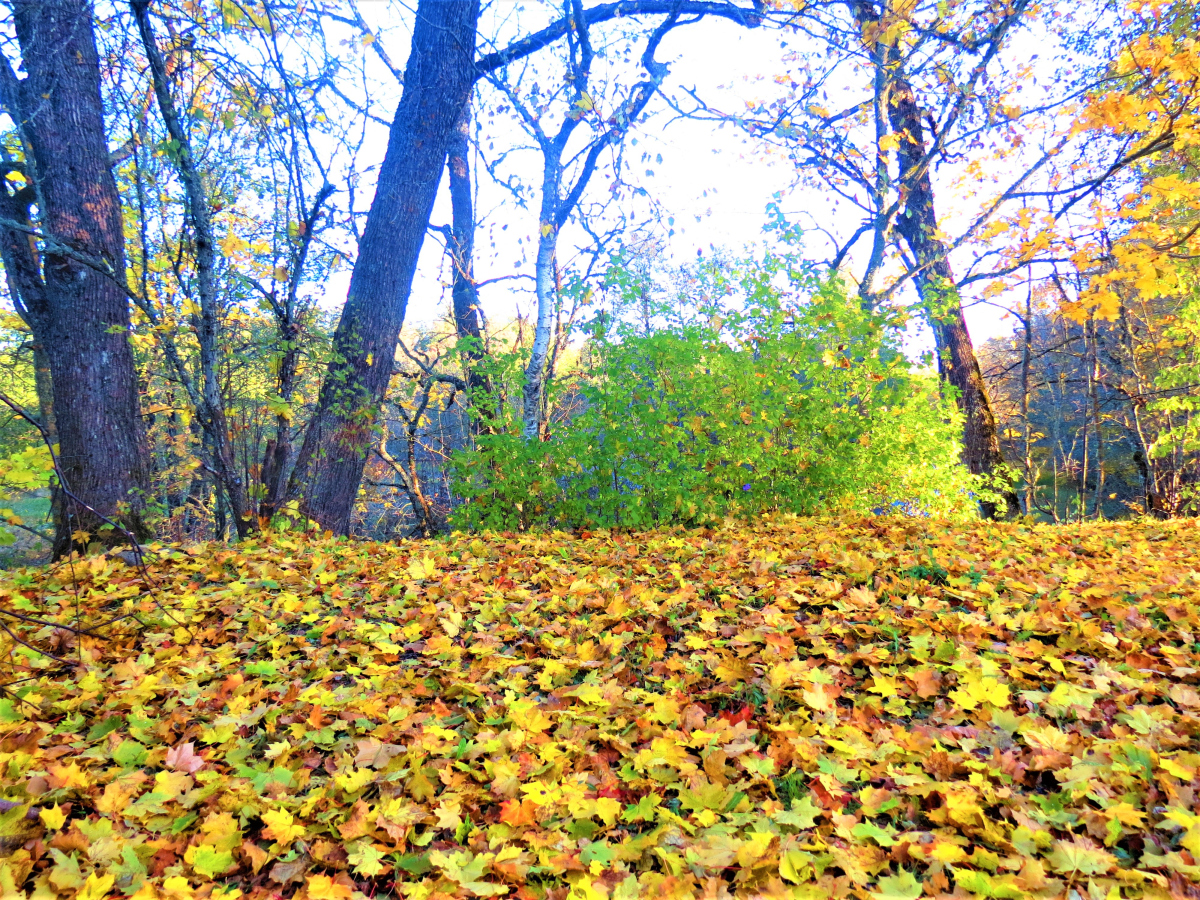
<box><xmin>0</xmin><ymin>517</ymin><xmax>1198</xmax><ymax>900</ymax></box>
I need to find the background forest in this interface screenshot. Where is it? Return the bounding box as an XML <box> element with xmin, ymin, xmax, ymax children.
<box><xmin>0</xmin><ymin>0</ymin><xmax>1197</xmax><ymax>563</ymax></box>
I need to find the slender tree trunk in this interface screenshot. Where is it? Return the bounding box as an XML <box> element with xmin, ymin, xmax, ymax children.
<box><xmin>132</xmin><ymin>0</ymin><xmax>256</xmax><ymax>538</ymax></box>
<box><xmin>1077</xmin><ymin>356</ymin><xmax>1089</xmax><ymax>523</ymax></box>
<box><xmin>1021</xmin><ymin>283</ymin><xmax>1033</xmax><ymax>516</ymax></box>
<box><xmin>524</xmin><ymin>202</ymin><xmax>560</xmax><ymax>441</ymax></box>
<box><xmin>446</xmin><ymin>101</ymin><xmax>493</xmax><ymax>430</ymax></box>
<box><xmin>1086</xmin><ymin>318</ymin><xmax>1105</xmax><ymax>518</ymax></box>
<box><xmin>448</xmin><ymin>104</ymin><xmax>483</xmax><ymax>350</ymax></box>
<box><xmin>287</xmin><ymin>0</ymin><xmax>480</xmax><ymax>535</ymax></box>
<box><xmin>1117</xmin><ymin>298</ymin><xmax>1164</xmax><ymax>516</ymax></box>
<box><xmin>259</xmin><ymin>183</ymin><xmax>335</xmax><ymax>523</ymax></box>
<box><xmin>883</xmin><ymin>63</ymin><xmax>1020</xmax><ymax>520</ymax></box>
<box><xmin>516</xmin><ymin>5</ymin><xmax>677</xmax><ymax>440</ymax></box>
<box><xmin>846</xmin><ymin>0</ymin><xmax>1019</xmax><ymax>520</ymax></box>
<box><xmin>0</xmin><ymin>0</ymin><xmax>151</xmax><ymax>556</ymax></box>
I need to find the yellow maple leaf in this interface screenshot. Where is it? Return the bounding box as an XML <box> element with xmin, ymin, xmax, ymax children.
<box><xmin>567</xmin><ymin>874</ymin><xmax>607</xmax><ymax>900</ymax></box>
<box><xmin>334</xmin><ymin>767</ymin><xmax>375</xmax><ymax>794</ymax></box>
<box><xmin>802</xmin><ymin>686</ymin><xmax>832</xmax><ymax>711</ymax></box>
<box><xmin>305</xmin><ymin>873</ymin><xmax>354</xmax><ymax>900</ymax></box>
<box><xmin>219</xmin><ymin>231</ymin><xmax>249</xmax><ymax>258</ymax></box>
<box><xmin>949</xmin><ymin>674</ymin><xmax>1009</xmax><ymax>710</ymax></box>
<box><xmin>261</xmin><ymin>808</ymin><xmax>306</xmax><ymax>845</ymax></box>
<box><xmin>1045</xmin><ymin>836</ymin><xmax>1115</xmax><ymax>876</ymax></box>
<box><xmin>39</xmin><ymin>803</ymin><xmax>66</xmax><ymax>831</ymax></box>
<box><xmin>47</xmin><ymin>762</ymin><xmax>90</xmax><ymax>790</ymax></box>
<box><xmin>407</xmin><ymin>555</ymin><xmax>439</xmax><ymax>581</ymax></box>
<box><xmin>520</xmin><ymin>781</ymin><xmax>562</xmax><ymax>807</ymax></box>
<box><xmin>593</xmin><ymin>797</ymin><xmax>622</xmax><ymax>826</ymax></box>
<box><xmin>868</xmin><ymin>674</ymin><xmax>900</xmax><ymax>698</ymax></box>
<box><xmin>79</xmin><ymin>873</ymin><xmax>116</xmax><ymax>900</ymax></box>
<box><xmin>162</xmin><ymin>875</ymin><xmax>195</xmax><ymax>898</ymax></box>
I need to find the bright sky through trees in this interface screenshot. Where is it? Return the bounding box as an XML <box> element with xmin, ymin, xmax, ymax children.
<box><xmin>342</xmin><ymin>1</ymin><xmax>1078</xmax><ymax>355</ymax></box>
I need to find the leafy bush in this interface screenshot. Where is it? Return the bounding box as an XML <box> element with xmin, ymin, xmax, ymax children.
<box><xmin>451</xmin><ymin>254</ymin><xmax>977</xmax><ymax>530</ymax></box>
<box><xmin>0</xmin><ymin>445</ymin><xmax>53</xmax><ymax>547</ymax></box>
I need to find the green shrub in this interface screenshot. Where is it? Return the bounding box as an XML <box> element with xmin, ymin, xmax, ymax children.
<box><xmin>450</xmin><ymin>255</ymin><xmax>977</xmax><ymax>530</ymax></box>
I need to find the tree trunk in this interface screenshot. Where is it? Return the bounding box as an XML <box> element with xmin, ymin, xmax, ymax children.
<box><xmin>1086</xmin><ymin>318</ymin><xmax>1105</xmax><ymax>518</ymax></box>
<box><xmin>515</xmin><ymin>5</ymin><xmax>677</xmax><ymax>440</ymax></box>
<box><xmin>0</xmin><ymin>0</ymin><xmax>150</xmax><ymax>556</ymax></box>
<box><xmin>524</xmin><ymin>206</ymin><xmax>559</xmax><ymax>441</ymax></box>
<box><xmin>448</xmin><ymin>104</ymin><xmax>483</xmax><ymax>352</ymax></box>
<box><xmin>1021</xmin><ymin>279</ymin><xmax>1033</xmax><ymax>515</ymax></box>
<box><xmin>132</xmin><ymin>0</ymin><xmax>257</xmax><ymax>538</ymax></box>
<box><xmin>259</xmin><ymin>183</ymin><xmax>335</xmax><ymax>523</ymax></box>
<box><xmin>287</xmin><ymin>0</ymin><xmax>480</xmax><ymax>535</ymax></box>
<box><xmin>446</xmin><ymin>101</ymin><xmax>493</xmax><ymax>429</ymax></box>
<box><xmin>883</xmin><ymin>59</ymin><xmax>1020</xmax><ymax>520</ymax></box>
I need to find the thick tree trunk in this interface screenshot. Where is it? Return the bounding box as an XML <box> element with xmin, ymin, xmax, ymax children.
<box><xmin>0</xmin><ymin>0</ymin><xmax>150</xmax><ymax>556</ymax></box>
<box><xmin>883</xmin><ymin>57</ymin><xmax>1021</xmax><ymax>520</ymax></box>
<box><xmin>30</xmin><ymin>342</ymin><xmax>56</xmax><ymax>445</ymax></box>
<box><xmin>286</xmin><ymin>0</ymin><xmax>480</xmax><ymax>535</ymax></box>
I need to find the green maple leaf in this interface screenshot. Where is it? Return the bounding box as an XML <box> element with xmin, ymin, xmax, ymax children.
<box><xmin>852</xmin><ymin>820</ymin><xmax>896</xmax><ymax>847</ymax></box>
<box><xmin>429</xmin><ymin>850</ymin><xmax>507</xmax><ymax>895</ymax></box>
<box><xmin>347</xmin><ymin>842</ymin><xmax>388</xmax><ymax>877</ymax></box>
<box><xmin>951</xmin><ymin>868</ymin><xmax>1025</xmax><ymax>899</ymax></box>
<box><xmin>113</xmin><ymin>739</ymin><xmax>147</xmax><ymax>768</ymax></box>
<box><xmin>622</xmin><ymin>794</ymin><xmax>660</xmax><ymax>823</ymax></box>
<box><xmin>1044</xmin><ymin>838</ymin><xmax>1115</xmax><ymax>876</ymax></box>
<box><xmin>775</xmin><ymin>794</ymin><xmax>821</xmax><ymax>830</ymax></box>
<box><xmin>870</xmin><ymin>870</ymin><xmax>923</xmax><ymax>900</ymax></box>
<box><xmin>580</xmin><ymin>841</ymin><xmax>616</xmax><ymax>868</ymax></box>
<box><xmin>188</xmin><ymin>844</ymin><xmax>235</xmax><ymax>879</ymax></box>
<box><xmin>111</xmin><ymin>845</ymin><xmax>148</xmax><ymax>891</ymax></box>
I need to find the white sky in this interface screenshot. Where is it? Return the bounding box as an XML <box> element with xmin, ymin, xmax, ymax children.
<box><xmin>326</xmin><ymin>1</ymin><xmax>1038</xmax><ymax>351</ymax></box>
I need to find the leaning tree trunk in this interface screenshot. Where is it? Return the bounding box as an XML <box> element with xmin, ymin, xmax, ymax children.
<box><xmin>885</xmin><ymin>62</ymin><xmax>1021</xmax><ymax>521</ymax></box>
<box><xmin>0</xmin><ymin>0</ymin><xmax>150</xmax><ymax>556</ymax></box>
<box><xmin>287</xmin><ymin>0</ymin><xmax>480</xmax><ymax>535</ymax></box>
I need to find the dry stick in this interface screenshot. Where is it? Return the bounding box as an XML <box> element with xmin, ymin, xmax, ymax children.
<box><xmin>0</xmin><ymin>607</ymin><xmax>104</xmax><ymax>637</ymax></box>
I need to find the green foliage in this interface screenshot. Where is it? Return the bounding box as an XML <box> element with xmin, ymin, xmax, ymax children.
<box><xmin>0</xmin><ymin>445</ymin><xmax>53</xmax><ymax>547</ymax></box>
<box><xmin>1148</xmin><ymin>277</ymin><xmax>1200</xmax><ymax>511</ymax></box>
<box><xmin>451</xmin><ymin>255</ymin><xmax>977</xmax><ymax>530</ymax></box>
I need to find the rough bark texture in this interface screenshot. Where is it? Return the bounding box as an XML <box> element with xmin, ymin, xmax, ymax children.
<box><xmin>0</xmin><ymin>0</ymin><xmax>150</xmax><ymax>555</ymax></box>
<box><xmin>287</xmin><ymin>0</ymin><xmax>480</xmax><ymax>534</ymax></box>
<box><xmin>887</xmin><ymin>75</ymin><xmax>1021</xmax><ymax>520</ymax></box>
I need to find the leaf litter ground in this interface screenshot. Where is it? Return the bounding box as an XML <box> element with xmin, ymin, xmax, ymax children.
<box><xmin>0</xmin><ymin>517</ymin><xmax>1199</xmax><ymax>900</ymax></box>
